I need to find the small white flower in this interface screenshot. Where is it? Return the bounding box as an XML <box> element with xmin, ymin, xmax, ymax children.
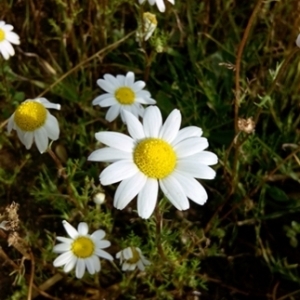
<box><xmin>136</xmin><ymin>12</ymin><xmax>158</xmax><ymax>43</ymax></box>
<box><xmin>7</xmin><ymin>98</ymin><xmax>61</xmax><ymax>153</ymax></box>
<box><xmin>138</xmin><ymin>0</ymin><xmax>175</xmax><ymax>13</ymax></box>
<box><xmin>116</xmin><ymin>247</ymin><xmax>150</xmax><ymax>271</ymax></box>
<box><xmin>296</xmin><ymin>34</ymin><xmax>300</xmax><ymax>48</ymax></box>
<box><xmin>92</xmin><ymin>71</ymin><xmax>156</xmax><ymax>123</ymax></box>
<box><xmin>93</xmin><ymin>192</ymin><xmax>106</xmax><ymax>205</ymax></box>
<box><xmin>88</xmin><ymin>106</ymin><xmax>218</xmax><ymax>219</ymax></box>
<box><xmin>0</xmin><ymin>21</ymin><xmax>20</xmax><ymax>60</ymax></box>
<box><xmin>53</xmin><ymin>220</ymin><xmax>113</xmax><ymax>279</ymax></box>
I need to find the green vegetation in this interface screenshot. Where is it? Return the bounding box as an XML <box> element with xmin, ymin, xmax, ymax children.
<box><xmin>1</xmin><ymin>0</ymin><xmax>300</xmax><ymax>299</ymax></box>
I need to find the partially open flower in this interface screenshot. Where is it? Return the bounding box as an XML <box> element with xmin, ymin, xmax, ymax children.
<box><xmin>136</xmin><ymin>12</ymin><xmax>158</xmax><ymax>43</ymax></box>
<box><xmin>7</xmin><ymin>98</ymin><xmax>61</xmax><ymax>153</ymax></box>
<box><xmin>0</xmin><ymin>21</ymin><xmax>20</xmax><ymax>60</ymax></box>
<box><xmin>53</xmin><ymin>220</ymin><xmax>113</xmax><ymax>279</ymax></box>
<box><xmin>116</xmin><ymin>246</ymin><xmax>150</xmax><ymax>271</ymax></box>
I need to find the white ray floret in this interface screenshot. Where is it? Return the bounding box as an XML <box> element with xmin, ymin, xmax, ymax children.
<box><xmin>116</xmin><ymin>247</ymin><xmax>150</xmax><ymax>271</ymax></box>
<box><xmin>7</xmin><ymin>98</ymin><xmax>61</xmax><ymax>153</ymax></box>
<box><xmin>53</xmin><ymin>220</ymin><xmax>113</xmax><ymax>279</ymax></box>
<box><xmin>92</xmin><ymin>71</ymin><xmax>156</xmax><ymax>123</ymax></box>
<box><xmin>88</xmin><ymin>105</ymin><xmax>218</xmax><ymax>219</ymax></box>
<box><xmin>0</xmin><ymin>21</ymin><xmax>20</xmax><ymax>60</ymax></box>
<box><xmin>138</xmin><ymin>0</ymin><xmax>175</xmax><ymax>13</ymax></box>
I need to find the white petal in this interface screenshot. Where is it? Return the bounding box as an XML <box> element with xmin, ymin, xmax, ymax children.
<box><xmin>85</xmin><ymin>257</ymin><xmax>96</xmax><ymax>274</ymax></box>
<box><xmin>173</xmin><ymin>171</ymin><xmax>208</xmax><ymax>205</ymax></box>
<box><xmin>159</xmin><ymin>176</ymin><xmax>190</xmax><ymax>210</ymax></box>
<box><xmin>2</xmin><ymin>40</ymin><xmax>15</xmax><ymax>56</ymax></box>
<box><xmin>92</xmin><ymin>93</ymin><xmax>112</xmax><ymax>105</ymax></box>
<box><xmin>97</xmin><ymin>78</ymin><xmax>116</xmax><ymax>94</ymax></box>
<box><xmin>63</xmin><ymin>256</ymin><xmax>77</xmax><ymax>272</ymax></box>
<box><xmin>168</xmin><ymin>0</ymin><xmax>175</xmax><ymax>4</ymax></box>
<box><xmin>103</xmin><ymin>74</ymin><xmax>120</xmax><ymax>86</ymax></box>
<box><xmin>114</xmin><ymin>172</ymin><xmax>147</xmax><ymax>210</ymax></box>
<box><xmin>143</xmin><ymin>106</ymin><xmax>162</xmax><ymax>137</ymax></box>
<box><xmin>88</xmin><ymin>148</ymin><xmax>132</xmax><ymax>162</ymax></box>
<box><xmin>105</xmin><ymin>105</ymin><xmax>121</xmax><ymax>122</ymax></box>
<box><xmin>94</xmin><ymin>249</ymin><xmax>114</xmax><ymax>261</ymax></box>
<box><xmin>37</xmin><ymin>98</ymin><xmax>61</xmax><ymax>110</ymax></box>
<box><xmin>34</xmin><ymin>127</ymin><xmax>49</xmax><ymax>153</ymax></box>
<box><xmin>172</xmin><ymin>126</ymin><xmax>203</xmax><ymax>146</ymax></box>
<box><xmin>131</xmin><ymin>80</ymin><xmax>145</xmax><ymax>92</ymax></box>
<box><xmin>53</xmin><ymin>251</ymin><xmax>73</xmax><ymax>267</ymax></box>
<box><xmin>100</xmin><ymin>160</ymin><xmax>139</xmax><ymax>185</ymax></box>
<box><xmin>134</xmin><ymin>96</ymin><xmax>156</xmax><ymax>105</ymax></box>
<box><xmin>23</xmin><ymin>132</ymin><xmax>34</xmax><ymax>149</ymax></box>
<box><xmin>95</xmin><ymin>240</ymin><xmax>111</xmax><ymax>249</ymax></box>
<box><xmin>125</xmin><ymin>72</ymin><xmax>135</xmax><ymax>86</ymax></box>
<box><xmin>155</xmin><ymin>0</ymin><xmax>166</xmax><ymax>12</ymax></box>
<box><xmin>93</xmin><ymin>256</ymin><xmax>101</xmax><ymax>272</ymax></box>
<box><xmin>137</xmin><ymin>260</ymin><xmax>145</xmax><ymax>271</ymax></box>
<box><xmin>75</xmin><ymin>259</ymin><xmax>86</xmax><ymax>279</ymax></box>
<box><xmin>187</xmin><ymin>151</ymin><xmax>218</xmax><ymax>165</ymax></box>
<box><xmin>137</xmin><ymin>178</ymin><xmax>158</xmax><ymax>219</ymax></box>
<box><xmin>96</xmin><ymin>97</ymin><xmax>117</xmax><ymax>107</ymax></box>
<box><xmin>159</xmin><ymin>109</ymin><xmax>181</xmax><ymax>143</ymax></box>
<box><xmin>53</xmin><ymin>243</ymin><xmax>71</xmax><ymax>253</ymax></box>
<box><xmin>7</xmin><ymin>114</ymin><xmax>14</xmax><ymax>133</ymax></box>
<box><xmin>77</xmin><ymin>222</ymin><xmax>89</xmax><ymax>235</ymax></box>
<box><xmin>174</xmin><ymin>137</ymin><xmax>209</xmax><ymax>158</ymax></box>
<box><xmin>44</xmin><ymin>113</ymin><xmax>60</xmax><ymax>140</ymax></box>
<box><xmin>56</xmin><ymin>237</ymin><xmax>73</xmax><ymax>244</ymax></box>
<box><xmin>95</xmin><ymin>132</ymin><xmax>135</xmax><ymax>152</ymax></box>
<box><xmin>176</xmin><ymin>161</ymin><xmax>216</xmax><ymax>179</ymax></box>
<box><xmin>123</xmin><ymin>110</ymin><xmax>145</xmax><ymax>140</ymax></box>
<box><xmin>91</xmin><ymin>229</ymin><xmax>105</xmax><ymax>240</ymax></box>
<box><xmin>62</xmin><ymin>220</ymin><xmax>79</xmax><ymax>239</ymax></box>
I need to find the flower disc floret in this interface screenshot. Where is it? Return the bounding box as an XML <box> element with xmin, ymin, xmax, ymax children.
<box><xmin>14</xmin><ymin>101</ymin><xmax>47</xmax><ymax>131</ymax></box>
<box><xmin>134</xmin><ymin>138</ymin><xmax>176</xmax><ymax>179</ymax></box>
<box><xmin>72</xmin><ymin>237</ymin><xmax>95</xmax><ymax>258</ymax></box>
<box><xmin>0</xmin><ymin>29</ymin><xmax>5</xmax><ymax>41</ymax></box>
<box><xmin>115</xmin><ymin>87</ymin><xmax>135</xmax><ymax>105</ymax></box>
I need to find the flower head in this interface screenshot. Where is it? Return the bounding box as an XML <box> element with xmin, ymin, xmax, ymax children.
<box><xmin>53</xmin><ymin>220</ymin><xmax>113</xmax><ymax>279</ymax></box>
<box><xmin>136</xmin><ymin>12</ymin><xmax>158</xmax><ymax>43</ymax></box>
<box><xmin>92</xmin><ymin>72</ymin><xmax>156</xmax><ymax>123</ymax></box>
<box><xmin>0</xmin><ymin>21</ymin><xmax>20</xmax><ymax>60</ymax></box>
<box><xmin>7</xmin><ymin>98</ymin><xmax>61</xmax><ymax>153</ymax></box>
<box><xmin>88</xmin><ymin>106</ymin><xmax>218</xmax><ymax>219</ymax></box>
<box><xmin>138</xmin><ymin>0</ymin><xmax>175</xmax><ymax>13</ymax></box>
<box><xmin>116</xmin><ymin>247</ymin><xmax>150</xmax><ymax>271</ymax></box>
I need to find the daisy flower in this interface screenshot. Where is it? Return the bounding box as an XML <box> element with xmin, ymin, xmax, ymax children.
<box><xmin>7</xmin><ymin>98</ymin><xmax>61</xmax><ymax>153</ymax></box>
<box><xmin>0</xmin><ymin>21</ymin><xmax>20</xmax><ymax>60</ymax></box>
<box><xmin>88</xmin><ymin>106</ymin><xmax>218</xmax><ymax>219</ymax></box>
<box><xmin>53</xmin><ymin>220</ymin><xmax>113</xmax><ymax>279</ymax></box>
<box><xmin>138</xmin><ymin>0</ymin><xmax>175</xmax><ymax>13</ymax></box>
<box><xmin>116</xmin><ymin>247</ymin><xmax>150</xmax><ymax>271</ymax></box>
<box><xmin>92</xmin><ymin>71</ymin><xmax>156</xmax><ymax>123</ymax></box>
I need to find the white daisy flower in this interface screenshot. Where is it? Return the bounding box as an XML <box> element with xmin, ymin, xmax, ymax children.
<box><xmin>88</xmin><ymin>106</ymin><xmax>218</xmax><ymax>219</ymax></box>
<box><xmin>92</xmin><ymin>71</ymin><xmax>156</xmax><ymax>123</ymax></box>
<box><xmin>7</xmin><ymin>98</ymin><xmax>61</xmax><ymax>153</ymax></box>
<box><xmin>0</xmin><ymin>21</ymin><xmax>20</xmax><ymax>60</ymax></box>
<box><xmin>53</xmin><ymin>220</ymin><xmax>113</xmax><ymax>279</ymax></box>
<box><xmin>136</xmin><ymin>12</ymin><xmax>158</xmax><ymax>43</ymax></box>
<box><xmin>116</xmin><ymin>247</ymin><xmax>150</xmax><ymax>271</ymax></box>
<box><xmin>138</xmin><ymin>0</ymin><xmax>175</xmax><ymax>13</ymax></box>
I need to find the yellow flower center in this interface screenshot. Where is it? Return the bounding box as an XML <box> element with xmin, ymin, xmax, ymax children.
<box><xmin>71</xmin><ymin>236</ymin><xmax>95</xmax><ymax>258</ymax></box>
<box><xmin>115</xmin><ymin>87</ymin><xmax>135</xmax><ymax>105</ymax></box>
<box><xmin>14</xmin><ymin>101</ymin><xmax>47</xmax><ymax>131</ymax></box>
<box><xmin>127</xmin><ymin>247</ymin><xmax>141</xmax><ymax>264</ymax></box>
<box><xmin>133</xmin><ymin>138</ymin><xmax>177</xmax><ymax>179</ymax></box>
<box><xmin>0</xmin><ymin>29</ymin><xmax>5</xmax><ymax>42</ymax></box>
